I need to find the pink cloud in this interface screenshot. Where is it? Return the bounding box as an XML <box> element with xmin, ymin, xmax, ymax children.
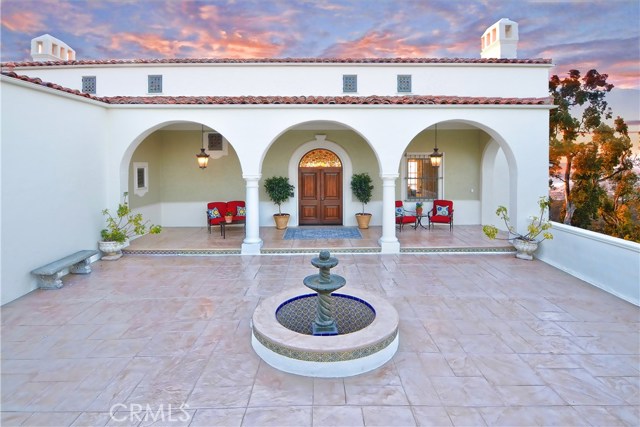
<box><xmin>322</xmin><ymin>31</ymin><xmax>430</xmax><ymax>58</ymax></box>
<box><xmin>1</xmin><ymin>11</ymin><xmax>45</xmax><ymax>33</ymax></box>
<box><xmin>108</xmin><ymin>29</ymin><xmax>286</xmax><ymax>59</ymax></box>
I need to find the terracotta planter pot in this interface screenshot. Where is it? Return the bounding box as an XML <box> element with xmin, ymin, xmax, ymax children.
<box><xmin>274</xmin><ymin>214</ymin><xmax>290</xmax><ymax>230</ymax></box>
<box><xmin>225</xmin><ymin>216</ymin><xmax>233</xmax><ymax>223</ymax></box>
<box><xmin>355</xmin><ymin>213</ymin><xmax>372</xmax><ymax>229</ymax></box>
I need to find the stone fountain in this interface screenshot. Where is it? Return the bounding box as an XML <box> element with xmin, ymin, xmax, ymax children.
<box><xmin>251</xmin><ymin>250</ymin><xmax>399</xmax><ymax>377</ymax></box>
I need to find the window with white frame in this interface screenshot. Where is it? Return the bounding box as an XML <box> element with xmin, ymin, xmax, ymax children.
<box><xmin>133</xmin><ymin>162</ymin><xmax>148</xmax><ymax>197</ymax></box>
<box><xmin>405</xmin><ymin>154</ymin><xmax>439</xmax><ymax>200</ymax></box>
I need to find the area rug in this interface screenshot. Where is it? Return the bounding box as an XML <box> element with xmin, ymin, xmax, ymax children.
<box><xmin>283</xmin><ymin>227</ymin><xmax>362</xmax><ymax>240</ymax></box>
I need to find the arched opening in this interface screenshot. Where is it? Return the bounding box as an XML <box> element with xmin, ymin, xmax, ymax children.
<box><xmin>124</xmin><ymin>121</ymin><xmax>243</xmax><ymax>227</ymax></box>
<box><xmin>401</xmin><ymin>120</ymin><xmax>515</xmax><ymax>225</ymax></box>
<box><xmin>298</xmin><ymin>149</ymin><xmax>343</xmax><ymax>225</ymax></box>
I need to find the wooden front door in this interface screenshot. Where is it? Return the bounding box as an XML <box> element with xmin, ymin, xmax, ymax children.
<box><xmin>299</xmin><ymin>167</ymin><xmax>342</xmax><ymax>225</ymax></box>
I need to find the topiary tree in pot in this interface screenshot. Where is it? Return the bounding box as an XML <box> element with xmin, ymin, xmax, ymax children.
<box><xmin>264</xmin><ymin>176</ymin><xmax>295</xmax><ymax>229</ymax></box>
<box><xmin>351</xmin><ymin>173</ymin><xmax>374</xmax><ymax>229</ymax></box>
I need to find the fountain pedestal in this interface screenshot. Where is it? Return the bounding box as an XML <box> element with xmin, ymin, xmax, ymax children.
<box><xmin>303</xmin><ymin>250</ymin><xmax>345</xmax><ymax>336</ymax></box>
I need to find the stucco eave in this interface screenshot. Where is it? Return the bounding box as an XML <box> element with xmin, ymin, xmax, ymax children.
<box><xmin>1</xmin><ymin>74</ymin><xmax>107</xmax><ymax>108</ymax></box>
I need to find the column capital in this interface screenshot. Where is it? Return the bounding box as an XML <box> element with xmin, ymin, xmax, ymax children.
<box><xmin>380</xmin><ymin>173</ymin><xmax>399</xmax><ymax>181</ymax></box>
<box><xmin>243</xmin><ymin>174</ymin><xmax>261</xmax><ymax>182</ymax></box>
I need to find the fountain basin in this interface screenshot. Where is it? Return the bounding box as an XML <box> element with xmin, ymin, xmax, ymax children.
<box><xmin>251</xmin><ymin>288</ymin><xmax>399</xmax><ymax>378</ymax></box>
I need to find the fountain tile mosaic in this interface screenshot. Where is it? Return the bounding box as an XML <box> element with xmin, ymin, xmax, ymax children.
<box><xmin>276</xmin><ymin>293</ymin><xmax>375</xmax><ymax>335</ymax></box>
<box><xmin>252</xmin><ymin>327</ymin><xmax>398</xmax><ymax>363</ymax></box>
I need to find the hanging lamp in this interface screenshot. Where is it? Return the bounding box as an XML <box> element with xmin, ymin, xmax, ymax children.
<box><xmin>196</xmin><ymin>125</ymin><xmax>210</xmax><ymax>169</ymax></box>
<box><xmin>430</xmin><ymin>124</ymin><xmax>443</xmax><ymax>167</ymax></box>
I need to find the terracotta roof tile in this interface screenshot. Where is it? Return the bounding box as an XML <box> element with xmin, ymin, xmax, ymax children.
<box><xmin>2</xmin><ymin>57</ymin><xmax>552</xmax><ymax>68</ymax></box>
<box><xmin>1</xmin><ymin>71</ymin><xmax>552</xmax><ymax>106</ymax></box>
<box><xmin>104</xmin><ymin>95</ymin><xmax>551</xmax><ymax>105</ymax></box>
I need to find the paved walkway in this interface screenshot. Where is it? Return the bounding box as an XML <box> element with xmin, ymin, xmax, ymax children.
<box><xmin>1</xmin><ymin>253</ymin><xmax>638</xmax><ymax>426</ymax></box>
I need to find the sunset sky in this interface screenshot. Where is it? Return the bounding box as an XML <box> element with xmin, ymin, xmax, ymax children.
<box><xmin>1</xmin><ymin>0</ymin><xmax>638</xmax><ymax>123</ymax></box>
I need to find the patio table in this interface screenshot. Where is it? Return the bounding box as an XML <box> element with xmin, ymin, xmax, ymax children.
<box><xmin>220</xmin><ymin>219</ymin><xmax>246</xmax><ymax>239</ymax></box>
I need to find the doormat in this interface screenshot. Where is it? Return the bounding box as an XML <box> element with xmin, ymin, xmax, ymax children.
<box><xmin>283</xmin><ymin>227</ymin><xmax>362</xmax><ymax>240</ymax></box>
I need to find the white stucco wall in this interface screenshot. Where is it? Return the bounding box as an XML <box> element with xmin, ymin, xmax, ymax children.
<box><xmin>537</xmin><ymin>222</ymin><xmax>640</xmax><ymax>306</ymax></box>
<box><xmin>12</xmin><ymin>62</ymin><xmax>551</xmax><ymax>98</ymax></box>
<box><xmin>1</xmin><ymin>79</ymin><xmax>108</xmax><ymax>304</ymax></box>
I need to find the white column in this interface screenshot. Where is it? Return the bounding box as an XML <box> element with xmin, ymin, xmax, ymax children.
<box><xmin>379</xmin><ymin>173</ymin><xmax>400</xmax><ymax>253</ymax></box>
<box><xmin>242</xmin><ymin>174</ymin><xmax>263</xmax><ymax>255</ymax></box>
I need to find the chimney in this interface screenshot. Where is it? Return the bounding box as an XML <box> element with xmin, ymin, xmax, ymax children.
<box><xmin>31</xmin><ymin>34</ymin><xmax>76</xmax><ymax>62</ymax></box>
<box><xmin>480</xmin><ymin>18</ymin><xmax>519</xmax><ymax>59</ymax></box>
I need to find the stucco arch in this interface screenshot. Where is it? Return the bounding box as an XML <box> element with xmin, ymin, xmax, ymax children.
<box><xmin>286</xmin><ymin>135</ymin><xmax>354</xmax><ymax>227</ymax></box>
<box><xmin>400</xmin><ymin>118</ymin><xmax>519</xmax><ymax>225</ymax></box>
<box><xmin>118</xmin><ymin>119</ymin><xmax>243</xmax><ymax>198</ymax></box>
<box><xmin>258</xmin><ymin>119</ymin><xmax>382</xmax><ymax>176</ymax></box>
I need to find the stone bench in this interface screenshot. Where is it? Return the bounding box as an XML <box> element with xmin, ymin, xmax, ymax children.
<box><xmin>31</xmin><ymin>250</ymin><xmax>99</xmax><ymax>289</ymax></box>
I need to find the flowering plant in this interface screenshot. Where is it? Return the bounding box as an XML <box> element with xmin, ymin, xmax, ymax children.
<box><xmin>483</xmin><ymin>197</ymin><xmax>553</xmax><ymax>243</ymax></box>
<box><xmin>101</xmin><ymin>193</ymin><xmax>162</xmax><ymax>243</ymax></box>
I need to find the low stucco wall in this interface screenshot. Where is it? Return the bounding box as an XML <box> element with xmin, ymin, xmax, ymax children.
<box><xmin>537</xmin><ymin>222</ymin><xmax>640</xmax><ymax>306</ymax></box>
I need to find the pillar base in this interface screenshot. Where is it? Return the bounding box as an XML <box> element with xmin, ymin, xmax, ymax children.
<box><xmin>379</xmin><ymin>238</ymin><xmax>400</xmax><ymax>254</ymax></box>
<box><xmin>242</xmin><ymin>239</ymin><xmax>263</xmax><ymax>255</ymax></box>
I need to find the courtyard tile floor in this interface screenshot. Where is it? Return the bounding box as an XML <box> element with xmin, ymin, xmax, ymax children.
<box><xmin>1</xmin><ymin>252</ymin><xmax>638</xmax><ymax>426</ymax></box>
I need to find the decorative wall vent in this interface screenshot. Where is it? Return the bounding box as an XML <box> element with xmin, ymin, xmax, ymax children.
<box><xmin>343</xmin><ymin>75</ymin><xmax>357</xmax><ymax>93</ymax></box>
<box><xmin>397</xmin><ymin>75</ymin><xmax>412</xmax><ymax>93</ymax></box>
<box><xmin>82</xmin><ymin>76</ymin><xmax>96</xmax><ymax>94</ymax></box>
<box><xmin>148</xmin><ymin>75</ymin><xmax>163</xmax><ymax>93</ymax></box>
<box><xmin>203</xmin><ymin>132</ymin><xmax>228</xmax><ymax>159</ymax></box>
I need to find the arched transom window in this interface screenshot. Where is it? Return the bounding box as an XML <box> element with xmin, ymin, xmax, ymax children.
<box><xmin>299</xmin><ymin>149</ymin><xmax>342</xmax><ymax>167</ymax></box>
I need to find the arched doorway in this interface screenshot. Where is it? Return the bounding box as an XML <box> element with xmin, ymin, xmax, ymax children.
<box><xmin>298</xmin><ymin>149</ymin><xmax>343</xmax><ymax>225</ymax></box>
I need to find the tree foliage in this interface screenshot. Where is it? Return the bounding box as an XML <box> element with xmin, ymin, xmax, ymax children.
<box><xmin>549</xmin><ymin>69</ymin><xmax>639</xmax><ymax>242</ymax></box>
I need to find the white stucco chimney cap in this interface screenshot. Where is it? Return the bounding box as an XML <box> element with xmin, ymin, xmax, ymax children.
<box><xmin>481</xmin><ymin>18</ymin><xmax>519</xmax><ymax>59</ymax></box>
<box><xmin>31</xmin><ymin>34</ymin><xmax>76</xmax><ymax>62</ymax></box>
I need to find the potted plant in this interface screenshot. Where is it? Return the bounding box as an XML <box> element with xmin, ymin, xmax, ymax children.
<box><xmin>482</xmin><ymin>196</ymin><xmax>553</xmax><ymax>260</ymax></box>
<box><xmin>351</xmin><ymin>173</ymin><xmax>374</xmax><ymax>229</ymax></box>
<box><xmin>264</xmin><ymin>176</ymin><xmax>295</xmax><ymax>230</ymax></box>
<box><xmin>100</xmin><ymin>192</ymin><xmax>162</xmax><ymax>260</ymax></box>
<box><xmin>225</xmin><ymin>211</ymin><xmax>234</xmax><ymax>223</ymax></box>
<box><xmin>415</xmin><ymin>202</ymin><xmax>424</xmax><ymax>216</ymax></box>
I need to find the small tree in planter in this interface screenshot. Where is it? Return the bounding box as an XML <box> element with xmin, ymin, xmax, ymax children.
<box><xmin>351</xmin><ymin>173</ymin><xmax>374</xmax><ymax>229</ymax></box>
<box><xmin>483</xmin><ymin>196</ymin><xmax>553</xmax><ymax>260</ymax></box>
<box><xmin>100</xmin><ymin>192</ymin><xmax>162</xmax><ymax>260</ymax></box>
<box><xmin>264</xmin><ymin>176</ymin><xmax>295</xmax><ymax>229</ymax></box>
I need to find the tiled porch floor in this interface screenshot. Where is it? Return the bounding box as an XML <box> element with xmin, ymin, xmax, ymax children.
<box><xmin>1</xmin><ymin>249</ymin><xmax>639</xmax><ymax>426</ymax></box>
<box><xmin>124</xmin><ymin>225</ymin><xmax>514</xmax><ymax>254</ymax></box>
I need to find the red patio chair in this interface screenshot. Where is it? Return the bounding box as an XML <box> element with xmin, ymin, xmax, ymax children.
<box><xmin>427</xmin><ymin>199</ymin><xmax>454</xmax><ymax>231</ymax></box>
<box><xmin>395</xmin><ymin>200</ymin><xmax>417</xmax><ymax>231</ymax></box>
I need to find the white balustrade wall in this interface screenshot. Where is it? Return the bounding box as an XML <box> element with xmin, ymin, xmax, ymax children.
<box><xmin>537</xmin><ymin>222</ymin><xmax>640</xmax><ymax>306</ymax></box>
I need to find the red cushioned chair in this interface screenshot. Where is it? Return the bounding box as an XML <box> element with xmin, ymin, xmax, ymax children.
<box><xmin>395</xmin><ymin>200</ymin><xmax>417</xmax><ymax>232</ymax></box>
<box><xmin>427</xmin><ymin>199</ymin><xmax>454</xmax><ymax>231</ymax></box>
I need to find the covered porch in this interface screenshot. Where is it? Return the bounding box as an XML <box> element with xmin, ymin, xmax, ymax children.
<box><xmin>124</xmin><ymin>225</ymin><xmax>514</xmax><ymax>256</ymax></box>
